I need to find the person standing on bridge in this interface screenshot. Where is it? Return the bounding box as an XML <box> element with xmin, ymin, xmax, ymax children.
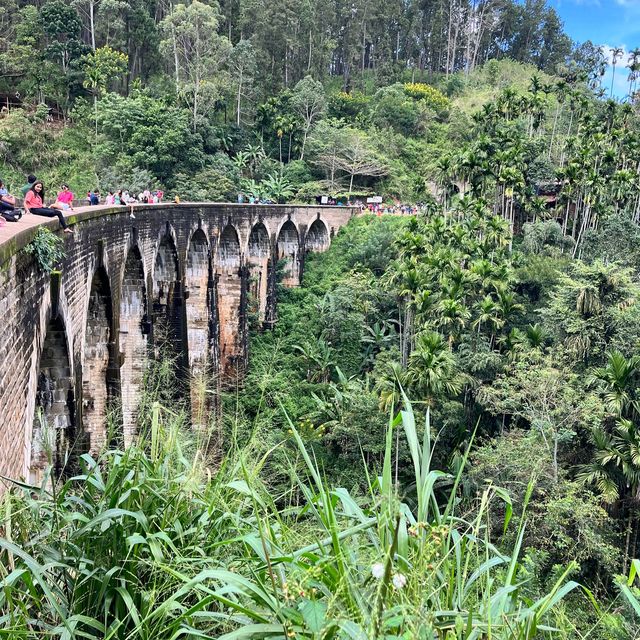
<box><xmin>24</xmin><ymin>181</ymin><xmax>74</xmax><ymax>234</ymax></box>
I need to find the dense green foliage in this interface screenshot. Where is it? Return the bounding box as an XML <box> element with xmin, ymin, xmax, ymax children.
<box><xmin>226</xmin><ymin>207</ymin><xmax>640</xmax><ymax>636</ymax></box>
<box><xmin>0</xmin><ymin>0</ymin><xmax>634</xmax><ymax>225</ymax></box>
<box><xmin>0</xmin><ymin>383</ymin><xmax>613</xmax><ymax>638</ymax></box>
<box><xmin>5</xmin><ymin>211</ymin><xmax>640</xmax><ymax>636</ymax></box>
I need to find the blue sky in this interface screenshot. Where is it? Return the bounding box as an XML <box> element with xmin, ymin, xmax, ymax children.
<box><xmin>552</xmin><ymin>0</ymin><xmax>640</xmax><ymax>96</ymax></box>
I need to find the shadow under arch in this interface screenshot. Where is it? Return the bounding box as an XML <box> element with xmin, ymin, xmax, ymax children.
<box><xmin>119</xmin><ymin>245</ymin><xmax>148</xmax><ymax>444</ymax></box>
<box><xmin>185</xmin><ymin>228</ymin><xmax>216</xmax><ymax>428</ymax></box>
<box><xmin>247</xmin><ymin>222</ymin><xmax>271</xmax><ymax>325</ymax></box>
<box><xmin>218</xmin><ymin>224</ymin><xmax>241</xmax><ymax>269</ymax></box>
<box><xmin>152</xmin><ymin>233</ymin><xmax>186</xmax><ymax>384</ymax></box>
<box><xmin>276</xmin><ymin>219</ymin><xmax>300</xmax><ymax>286</ymax></box>
<box><xmin>216</xmin><ymin>223</ymin><xmax>245</xmax><ymax>380</ymax></box>
<box><xmin>31</xmin><ymin>314</ymin><xmax>78</xmax><ymax>484</ymax></box>
<box><xmin>306</xmin><ymin>218</ymin><xmax>330</xmax><ymax>252</ymax></box>
<box><xmin>82</xmin><ymin>266</ymin><xmax>118</xmax><ymax>453</ymax></box>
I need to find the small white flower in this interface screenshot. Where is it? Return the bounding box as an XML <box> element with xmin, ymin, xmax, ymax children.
<box><xmin>371</xmin><ymin>563</ymin><xmax>385</xmax><ymax>579</ymax></box>
<box><xmin>392</xmin><ymin>573</ymin><xmax>407</xmax><ymax>589</ymax></box>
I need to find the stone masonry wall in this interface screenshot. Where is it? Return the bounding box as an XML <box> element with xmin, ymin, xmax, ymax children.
<box><xmin>0</xmin><ymin>203</ymin><xmax>353</xmax><ymax>488</ymax></box>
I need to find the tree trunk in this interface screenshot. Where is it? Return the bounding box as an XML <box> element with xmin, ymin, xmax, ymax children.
<box><xmin>236</xmin><ymin>69</ymin><xmax>243</xmax><ymax>126</ymax></box>
<box><xmin>93</xmin><ymin>92</ymin><xmax>98</xmax><ymax>142</ymax></box>
<box><xmin>624</xmin><ymin>509</ymin><xmax>633</xmax><ymax>574</ymax></box>
<box><xmin>172</xmin><ymin>25</ymin><xmax>180</xmax><ymax>94</ymax></box>
<box><xmin>89</xmin><ymin>0</ymin><xmax>96</xmax><ymax>51</ymax></box>
<box><xmin>300</xmin><ymin>128</ymin><xmax>308</xmax><ymax>161</ymax></box>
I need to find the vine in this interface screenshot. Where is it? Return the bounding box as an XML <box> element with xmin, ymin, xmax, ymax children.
<box><xmin>24</xmin><ymin>228</ymin><xmax>66</xmax><ymax>273</ymax></box>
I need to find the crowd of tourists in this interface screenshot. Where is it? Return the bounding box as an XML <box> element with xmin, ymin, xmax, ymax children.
<box><xmin>0</xmin><ymin>176</ymin><xmax>164</xmax><ymax>232</ymax></box>
<box><xmin>352</xmin><ymin>200</ymin><xmax>419</xmax><ymax>215</ymax></box>
<box><xmin>91</xmin><ymin>188</ymin><xmax>164</xmax><ymax>206</ymax></box>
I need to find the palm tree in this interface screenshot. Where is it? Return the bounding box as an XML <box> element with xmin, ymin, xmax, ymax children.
<box><xmin>525</xmin><ymin>324</ymin><xmax>547</xmax><ymax>349</ymax></box>
<box><xmin>436</xmin><ymin>297</ymin><xmax>471</xmax><ymax>344</ymax></box>
<box><xmin>472</xmin><ymin>295</ymin><xmax>502</xmax><ymax>339</ymax></box>
<box><xmin>494</xmin><ymin>286</ymin><xmax>524</xmax><ymax>328</ymax></box>
<box><xmin>374</xmin><ymin>361</ymin><xmax>406</xmax><ymax>413</ymax></box>
<box><xmin>578</xmin><ymin>419</ymin><xmax>640</xmax><ymax>571</ymax></box>
<box><xmin>259</xmin><ymin>173</ymin><xmax>294</xmax><ymax>203</ymax></box>
<box><xmin>245</xmin><ymin>144</ymin><xmax>266</xmax><ymax>178</ymax></box>
<box><xmin>588</xmin><ymin>351</ymin><xmax>640</xmax><ymax>419</ymax></box>
<box><xmin>627</xmin><ymin>48</ymin><xmax>640</xmax><ymax>98</ymax></box>
<box><xmin>611</xmin><ymin>46</ymin><xmax>624</xmax><ymax>98</ymax></box>
<box><xmin>406</xmin><ymin>331</ymin><xmax>463</xmax><ymax>407</ymax></box>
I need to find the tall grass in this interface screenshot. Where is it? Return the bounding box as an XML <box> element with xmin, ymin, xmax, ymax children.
<box><xmin>0</xmin><ymin>393</ymin><xmax>597</xmax><ymax>638</ymax></box>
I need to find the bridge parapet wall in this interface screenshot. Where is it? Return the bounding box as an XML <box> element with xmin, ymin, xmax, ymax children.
<box><xmin>0</xmin><ymin>203</ymin><xmax>353</xmax><ymax>486</ymax></box>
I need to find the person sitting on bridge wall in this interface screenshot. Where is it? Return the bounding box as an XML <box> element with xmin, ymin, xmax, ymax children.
<box><xmin>55</xmin><ymin>184</ymin><xmax>74</xmax><ymax>211</ymax></box>
<box><xmin>24</xmin><ymin>181</ymin><xmax>74</xmax><ymax>234</ymax></box>
<box><xmin>0</xmin><ymin>180</ymin><xmax>20</xmax><ymax>221</ymax></box>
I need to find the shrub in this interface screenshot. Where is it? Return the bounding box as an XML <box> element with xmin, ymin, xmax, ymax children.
<box><xmin>24</xmin><ymin>227</ymin><xmax>66</xmax><ymax>273</ymax></box>
<box><xmin>403</xmin><ymin>82</ymin><xmax>450</xmax><ymax>112</ymax></box>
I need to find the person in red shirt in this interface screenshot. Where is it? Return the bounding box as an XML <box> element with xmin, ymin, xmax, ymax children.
<box><xmin>24</xmin><ymin>181</ymin><xmax>73</xmax><ymax>233</ymax></box>
<box><xmin>55</xmin><ymin>184</ymin><xmax>74</xmax><ymax>211</ymax></box>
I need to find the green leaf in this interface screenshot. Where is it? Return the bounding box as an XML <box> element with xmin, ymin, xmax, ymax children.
<box><xmin>299</xmin><ymin>599</ymin><xmax>327</xmax><ymax>633</ymax></box>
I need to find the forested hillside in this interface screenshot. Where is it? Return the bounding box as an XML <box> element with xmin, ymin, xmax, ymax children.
<box><xmin>0</xmin><ymin>0</ymin><xmax>626</xmax><ymax>219</ymax></box>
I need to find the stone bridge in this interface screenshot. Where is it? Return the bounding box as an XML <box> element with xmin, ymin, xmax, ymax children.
<box><xmin>0</xmin><ymin>203</ymin><xmax>353</xmax><ymax>486</ymax></box>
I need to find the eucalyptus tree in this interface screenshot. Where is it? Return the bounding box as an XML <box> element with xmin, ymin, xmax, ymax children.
<box><xmin>159</xmin><ymin>1</ymin><xmax>232</xmax><ymax>132</ymax></box>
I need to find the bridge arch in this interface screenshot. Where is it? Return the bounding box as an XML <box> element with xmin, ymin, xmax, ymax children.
<box><xmin>276</xmin><ymin>219</ymin><xmax>301</xmax><ymax>286</ymax></box>
<box><xmin>185</xmin><ymin>228</ymin><xmax>213</xmax><ymax>427</ymax></box>
<box><xmin>247</xmin><ymin>221</ymin><xmax>270</xmax><ymax>259</ymax></box>
<box><xmin>247</xmin><ymin>222</ymin><xmax>271</xmax><ymax>324</ymax></box>
<box><xmin>82</xmin><ymin>266</ymin><xmax>117</xmax><ymax>453</ymax></box>
<box><xmin>218</xmin><ymin>224</ymin><xmax>241</xmax><ymax>269</ymax></box>
<box><xmin>152</xmin><ymin>232</ymin><xmax>185</xmax><ymax>375</ymax></box>
<box><xmin>119</xmin><ymin>244</ymin><xmax>148</xmax><ymax>444</ymax></box>
<box><xmin>217</xmin><ymin>224</ymin><xmax>243</xmax><ymax>378</ymax></box>
<box><xmin>306</xmin><ymin>218</ymin><xmax>330</xmax><ymax>252</ymax></box>
<box><xmin>30</xmin><ymin>312</ymin><xmax>77</xmax><ymax>484</ymax></box>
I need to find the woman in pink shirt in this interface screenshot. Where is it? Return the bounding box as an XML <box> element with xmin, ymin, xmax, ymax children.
<box><xmin>55</xmin><ymin>184</ymin><xmax>74</xmax><ymax>211</ymax></box>
<box><xmin>24</xmin><ymin>181</ymin><xmax>73</xmax><ymax>233</ymax></box>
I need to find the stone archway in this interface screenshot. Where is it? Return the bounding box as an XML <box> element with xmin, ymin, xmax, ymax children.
<box><xmin>119</xmin><ymin>246</ymin><xmax>148</xmax><ymax>445</ymax></box>
<box><xmin>306</xmin><ymin>218</ymin><xmax>330</xmax><ymax>252</ymax></box>
<box><xmin>31</xmin><ymin>316</ymin><xmax>77</xmax><ymax>484</ymax></box>
<box><xmin>152</xmin><ymin>234</ymin><xmax>185</xmax><ymax>377</ymax></box>
<box><xmin>216</xmin><ymin>224</ymin><xmax>244</xmax><ymax>379</ymax></box>
<box><xmin>82</xmin><ymin>267</ymin><xmax>117</xmax><ymax>454</ymax></box>
<box><xmin>276</xmin><ymin>220</ymin><xmax>300</xmax><ymax>286</ymax></box>
<box><xmin>186</xmin><ymin>229</ymin><xmax>213</xmax><ymax>427</ymax></box>
<box><xmin>247</xmin><ymin>222</ymin><xmax>270</xmax><ymax>324</ymax></box>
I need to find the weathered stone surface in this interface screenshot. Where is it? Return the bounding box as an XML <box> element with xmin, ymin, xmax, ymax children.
<box><xmin>0</xmin><ymin>203</ymin><xmax>353</xmax><ymax>488</ymax></box>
